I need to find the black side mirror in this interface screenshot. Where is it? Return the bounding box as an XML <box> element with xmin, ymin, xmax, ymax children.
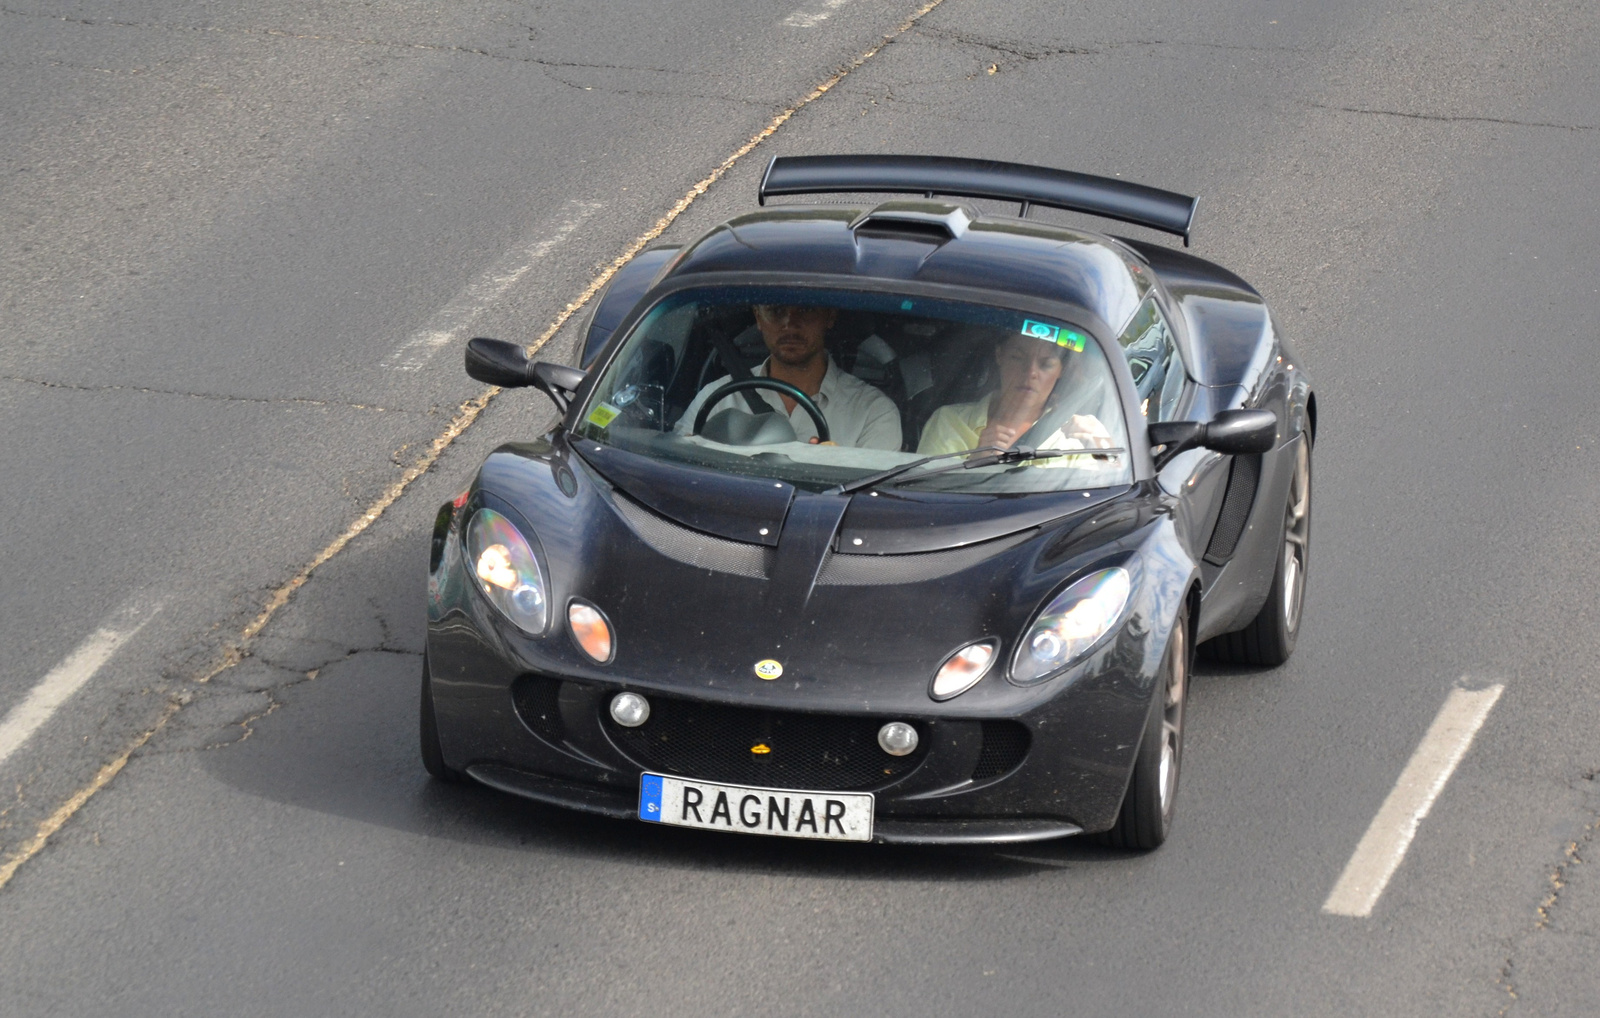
<box><xmin>465</xmin><ymin>337</ymin><xmax>535</xmax><ymax>387</ymax></box>
<box><xmin>464</xmin><ymin>338</ymin><xmax>587</xmax><ymax>413</ymax></box>
<box><xmin>1203</xmin><ymin>408</ymin><xmax>1277</xmax><ymax>455</ymax></box>
<box><xmin>1148</xmin><ymin>408</ymin><xmax>1276</xmax><ymax>469</ymax></box>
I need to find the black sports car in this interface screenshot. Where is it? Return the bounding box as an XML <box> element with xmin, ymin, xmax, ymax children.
<box><xmin>423</xmin><ymin>155</ymin><xmax>1315</xmax><ymax>849</ymax></box>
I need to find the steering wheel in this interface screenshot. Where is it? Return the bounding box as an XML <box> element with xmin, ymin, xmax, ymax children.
<box><xmin>690</xmin><ymin>378</ymin><xmax>830</xmax><ymax>443</ymax></box>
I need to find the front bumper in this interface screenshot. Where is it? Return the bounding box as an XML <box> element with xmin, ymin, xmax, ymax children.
<box><xmin>466</xmin><ymin>763</ymin><xmax>1082</xmax><ymax>844</ymax></box>
<box><xmin>427</xmin><ymin>611</ymin><xmax>1160</xmax><ymax>844</ymax></box>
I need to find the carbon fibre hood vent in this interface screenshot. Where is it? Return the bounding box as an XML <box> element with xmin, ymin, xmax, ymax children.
<box><xmin>817</xmin><ymin>530</ymin><xmax>1035</xmax><ymax>586</ymax></box>
<box><xmin>836</xmin><ymin>485</ymin><xmax>1128</xmax><ymax>554</ymax></box>
<box><xmin>611</xmin><ymin>493</ymin><xmax>774</xmax><ymax>579</ymax></box>
<box><xmin>572</xmin><ymin>438</ymin><xmax>793</xmax><ymax>547</ymax></box>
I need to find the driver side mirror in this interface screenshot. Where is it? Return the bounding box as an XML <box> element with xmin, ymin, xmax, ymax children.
<box><xmin>1148</xmin><ymin>408</ymin><xmax>1277</xmax><ymax>469</ymax></box>
<box><xmin>464</xmin><ymin>337</ymin><xmax>587</xmax><ymax>413</ymax></box>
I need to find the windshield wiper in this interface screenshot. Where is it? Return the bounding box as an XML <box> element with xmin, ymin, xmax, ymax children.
<box><xmin>833</xmin><ymin>445</ymin><xmax>1126</xmax><ymax>495</ymax></box>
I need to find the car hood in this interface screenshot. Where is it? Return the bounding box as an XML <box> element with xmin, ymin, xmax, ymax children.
<box><xmin>569</xmin><ymin>436</ymin><xmax>1127</xmax><ymax>554</ymax></box>
<box><xmin>476</xmin><ymin>434</ymin><xmax>1143</xmax><ymax>711</ymax></box>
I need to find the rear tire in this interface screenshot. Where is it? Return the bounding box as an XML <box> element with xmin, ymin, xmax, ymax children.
<box><xmin>1100</xmin><ymin>608</ymin><xmax>1190</xmax><ymax>851</ymax></box>
<box><xmin>1202</xmin><ymin>434</ymin><xmax>1311</xmax><ymax>667</ymax></box>
<box><xmin>420</xmin><ymin>652</ymin><xmax>464</xmax><ymax>783</ymax></box>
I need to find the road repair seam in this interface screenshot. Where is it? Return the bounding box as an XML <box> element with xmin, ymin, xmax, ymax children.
<box><xmin>0</xmin><ymin>701</ymin><xmax>181</xmax><ymax>890</ymax></box>
<box><xmin>1495</xmin><ymin>785</ymin><xmax>1600</xmax><ymax>1015</ymax></box>
<box><xmin>1322</xmin><ymin>683</ymin><xmax>1505</xmax><ymax>918</ymax></box>
<box><xmin>0</xmin><ymin>0</ymin><xmax>948</xmax><ymax>895</ymax></box>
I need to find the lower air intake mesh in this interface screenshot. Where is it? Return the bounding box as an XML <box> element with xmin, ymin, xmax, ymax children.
<box><xmin>971</xmin><ymin>721</ymin><xmax>1030</xmax><ymax>780</ymax></box>
<box><xmin>605</xmin><ymin>695</ymin><xmax>923</xmax><ymax>791</ymax></box>
<box><xmin>1204</xmin><ymin>453</ymin><xmax>1261</xmax><ymax>564</ymax></box>
<box><xmin>512</xmin><ymin>674</ymin><xmax>565</xmax><ymax>742</ymax></box>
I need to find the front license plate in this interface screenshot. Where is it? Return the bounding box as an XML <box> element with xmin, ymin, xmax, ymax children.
<box><xmin>639</xmin><ymin>773</ymin><xmax>873</xmax><ymax>842</ymax></box>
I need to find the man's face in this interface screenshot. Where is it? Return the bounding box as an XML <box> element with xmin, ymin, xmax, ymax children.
<box><xmin>753</xmin><ymin>304</ymin><xmax>836</xmax><ymax>368</ymax></box>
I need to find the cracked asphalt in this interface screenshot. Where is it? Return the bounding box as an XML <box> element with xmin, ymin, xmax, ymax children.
<box><xmin>2</xmin><ymin>0</ymin><xmax>1598</xmax><ymax>1014</ymax></box>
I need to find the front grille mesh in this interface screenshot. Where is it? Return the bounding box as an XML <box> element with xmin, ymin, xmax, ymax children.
<box><xmin>972</xmin><ymin>721</ymin><xmax>1030</xmax><ymax>780</ymax></box>
<box><xmin>605</xmin><ymin>695</ymin><xmax>922</xmax><ymax>791</ymax></box>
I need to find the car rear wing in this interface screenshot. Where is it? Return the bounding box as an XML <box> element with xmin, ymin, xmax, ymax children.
<box><xmin>759</xmin><ymin>154</ymin><xmax>1198</xmax><ymax>246</ymax></box>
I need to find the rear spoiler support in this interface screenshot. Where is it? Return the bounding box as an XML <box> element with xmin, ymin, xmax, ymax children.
<box><xmin>758</xmin><ymin>154</ymin><xmax>1198</xmax><ymax>246</ymax></box>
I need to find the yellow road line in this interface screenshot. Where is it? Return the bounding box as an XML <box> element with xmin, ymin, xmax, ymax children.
<box><xmin>0</xmin><ymin>0</ymin><xmax>947</xmax><ymax>894</ymax></box>
<box><xmin>0</xmin><ymin>701</ymin><xmax>181</xmax><ymax>891</ymax></box>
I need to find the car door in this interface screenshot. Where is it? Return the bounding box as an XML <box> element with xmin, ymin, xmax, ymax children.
<box><xmin>1118</xmin><ymin>296</ymin><xmax>1233</xmax><ymax>559</ymax></box>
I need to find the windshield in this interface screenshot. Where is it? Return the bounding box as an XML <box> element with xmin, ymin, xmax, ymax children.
<box><xmin>574</xmin><ymin>285</ymin><xmax>1132</xmax><ymax>494</ymax></box>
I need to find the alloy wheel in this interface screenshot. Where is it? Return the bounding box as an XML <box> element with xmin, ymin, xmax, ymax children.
<box><xmin>1158</xmin><ymin>621</ymin><xmax>1187</xmax><ymax>816</ymax></box>
<box><xmin>1281</xmin><ymin>439</ymin><xmax>1311</xmax><ymax>634</ymax></box>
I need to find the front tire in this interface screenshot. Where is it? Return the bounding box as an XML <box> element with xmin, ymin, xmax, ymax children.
<box><xmin>420</xmin><ymin>652</ymin><xmax>464</xmax><ymax>783</ymax></box>
<box><xmin>1101</xmin><ymin>608</ymin><xmax>1190</xmax><ymax>850</ymax></box>
<box><xmin>1202</xmin><ymin>434</ymin><xmax>1311</xmax><ymax>667</ymax></box>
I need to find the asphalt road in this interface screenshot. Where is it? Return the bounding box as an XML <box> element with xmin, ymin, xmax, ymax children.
<box><xmin>2</xmin><ymin>1</ymin><xmax>1598</xmax><ymax>1015</ymax></box>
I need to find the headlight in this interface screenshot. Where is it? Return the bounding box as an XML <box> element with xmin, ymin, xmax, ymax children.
<box><xmin>466</xmin><ymin>508</ymin><xmax>549</xmax><ymax>635</ymax></box>
<box><xmin>1012</xmin><ymin>567</ymin><xmax>1131</xmax><ymax>683</ymax></box>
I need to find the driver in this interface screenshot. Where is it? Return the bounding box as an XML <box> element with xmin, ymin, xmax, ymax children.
<box><xmin>676</xmin><ymin>304</ymin><xmax>902</xmax><ymax>450</ymax></box>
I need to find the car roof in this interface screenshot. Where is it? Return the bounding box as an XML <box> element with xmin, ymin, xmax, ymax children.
<box><xmin>659</xmin><ymin>201</ymin><xmax>1150</xmax><ymax>335</ymax></box>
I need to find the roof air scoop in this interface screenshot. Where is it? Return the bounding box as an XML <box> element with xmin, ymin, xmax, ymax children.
<box><xmin>851</xmin><ymin>201</ymin><xmax>973</xmax><ymax>242</ymax></box>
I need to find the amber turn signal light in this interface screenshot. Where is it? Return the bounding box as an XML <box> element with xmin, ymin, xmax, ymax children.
<box><xmin>568</xmin><ymin>602</ymin><xmax>614</xmax><ymax>662</ymax></box>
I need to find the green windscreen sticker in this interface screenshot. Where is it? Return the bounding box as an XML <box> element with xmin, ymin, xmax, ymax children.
<box><xmin>586</xmin><ymin>403</ymin><xmax>621</xmax><ymax>428</ymax></box>
<box><xmin>1021</xmin><ymin>320</ymin><xmax>1087</xmax><ymax>352</ymax></box>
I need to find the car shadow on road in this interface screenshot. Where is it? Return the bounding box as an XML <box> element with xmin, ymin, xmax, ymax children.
<box><xmin>196</xmin><ymin>508</ymin><xmax>1165</xmax><ymax>885</ymax></box>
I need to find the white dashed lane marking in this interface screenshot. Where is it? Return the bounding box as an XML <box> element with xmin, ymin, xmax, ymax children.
<box><xmin>383</xmin><ymin>199</ymin><xmax>603</xmax><ymax>372</ymax></box>
<box><xmin>0</xmin><ymin>599</ymin><xmax>160</xmax><ymax>769</ymax></box>
<box><xmin>784</xmin><ymin>0</ymin><xmax>851</xmax><ymax>28</ymax></box>
<box><xmin>1322</xmin><ymin>683</ymin><xmax>1505</xmax><ymax>918</ymax></box>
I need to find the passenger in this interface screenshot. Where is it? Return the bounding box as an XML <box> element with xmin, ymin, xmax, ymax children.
<box><xmin>918</xmin><ymin>333</ymin><xmax>1115</xmax><ymax>456</ymax></box>
<box><xmin>678</xmin><ymin>304</ymin><xmax>902</xmax><ymax>450</ymax></box>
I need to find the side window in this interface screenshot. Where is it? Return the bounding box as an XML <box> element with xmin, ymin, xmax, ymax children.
<box><xmin>1116</xmin><ymin>297</ymin><xmax>1187</xmax><ymax>422</ymax></box>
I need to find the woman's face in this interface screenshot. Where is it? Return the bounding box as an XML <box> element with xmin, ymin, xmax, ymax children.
<box><xmin>994</xmin><ymin>336</ymin><xmax>1066</xmax><ymax>416</ymax></box>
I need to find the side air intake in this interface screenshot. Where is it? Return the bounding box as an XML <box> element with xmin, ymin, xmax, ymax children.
<box><xmin>1204</xmin><ymin>454</ymin><xmax>1261</xmax><ymax>564</ymax></box>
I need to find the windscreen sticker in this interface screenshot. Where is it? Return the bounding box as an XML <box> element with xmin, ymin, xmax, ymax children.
<box><xmin>586</xmin><ymin>402</ymin><xmax>621</xmax><ymax>429</ymax></box>
<box><xmin>1021</xmin><ymin>319</ymin><xmax>1087</xmax><ymax>352</ymax></box>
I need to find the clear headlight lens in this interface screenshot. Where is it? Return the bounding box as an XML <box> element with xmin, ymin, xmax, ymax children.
<box><xmin>931</xmin><ymin>640</ymin><xmax>997</xmax><ymax>700</ymax></box>
<box><xmin>1012</xmin><ymin>568</ymin><xmax>1132</xmax><ymax>683</ymax></box>
<box><xmin>466</xmin><ymin>508</ymin><xmax>548</xmax><ymax>635</ymax></box>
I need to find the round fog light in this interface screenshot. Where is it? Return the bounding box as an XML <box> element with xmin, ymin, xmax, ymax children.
<box><xmin>877</xmin><ymin>721</ymin><xmax>918</xmax><ymax>757</ymax></box>
<box><xmin>609</xmin><ymin>692</ymin><xmax>650</xmax><ymax>728</ymax></box>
